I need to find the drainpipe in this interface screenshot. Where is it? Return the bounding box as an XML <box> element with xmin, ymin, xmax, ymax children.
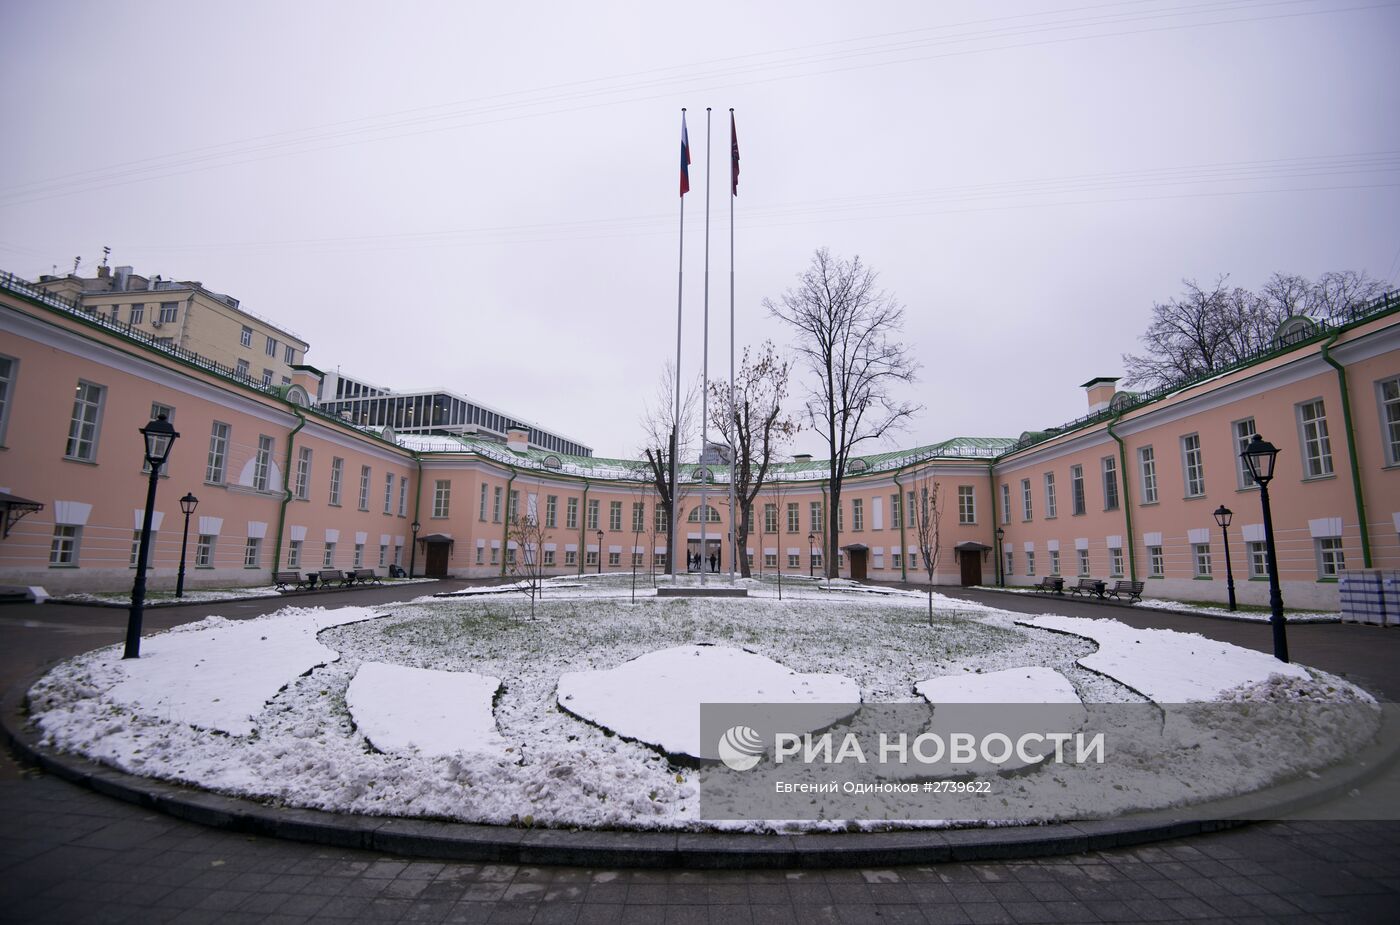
<box><xmin>272</xmin><ymin>404</ymin><xmax>307</xmax><ymax>574</ymax></box>
<box><xmin>1321</xmin><ymin>332</ymin><xmax>1373</xmax><ymax>567</ymax></box>
<box><xmin>893</xmin><ymin>470</ymin><xmax>907</xmax><ymax>582</ymax></box>
<box><xmin>988</xmin><ymin>461</ymin><xmax>1000</xmax><ymax>585</ymax></box>
<box><xmin>1107</xmin><ymin>411</ymin><xmax>1138</xmax><ymax>581</ymax></box>
<box><xmin>501</xmin><ymin>467</ymin><xmax>517</xmax><ymax>577</ymax></box>
<box><xmin>579</xmin><ymin>480</ymin><xmax>590</xmax><ymax>576</ymax></box>
<box><xmin>410</xmin><ymin>455</ymin><xmax>423</xmax><ymax>577</ymax></box>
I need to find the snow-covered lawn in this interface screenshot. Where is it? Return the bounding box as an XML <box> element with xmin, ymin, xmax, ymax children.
<box><xmin>982</xmin><ymin>585</ymin><xmax>1339</xmax><ymax>623</ymax></box>
<box><xmin>27</xmin><ymin>575</ymin><xmax>1377</xmax><ymax>831</ymax></box>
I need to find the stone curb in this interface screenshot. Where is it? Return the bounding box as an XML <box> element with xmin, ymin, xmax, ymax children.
<box><xmin>6</xmin><ymin>668</ymin><xmax>1398</xmax><ymax>868</ymax></box>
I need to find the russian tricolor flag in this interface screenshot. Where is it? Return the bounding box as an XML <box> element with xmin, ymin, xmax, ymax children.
<box><xmin>680</xmin><ymin>112</ymin><xmax>692</xmax><ymax>198</ymax></box>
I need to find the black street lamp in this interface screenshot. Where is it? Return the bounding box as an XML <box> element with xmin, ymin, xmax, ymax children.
<box><xmin>125</xmin><ymin>413</ymin><xmax>178</xmax><ymax>659</ymax></box>
<box><xmin>1241</xmin><ymin>435</ymin><xmax>1288</xmax><ymax>662</ymax></box>
<box><xmin>807</xmin><ymin>533</ymin><xmax>816</xmax><ymax>577</ymax></box>
<box><xmin>175</xmin><ymin>492</ymin><xmax>199</xmax><ymax>598</ymax></box>
<box><xmin>597</xmin><ymin>529</ymin><xmax>604</xmax><ymax>574</ymax></box>
<box><xmin>409</xmin><ymin>520</ymin><xmax>420</xmax><ymax>577</ymax></box>
<box><xmin>995</xmin><ymin>527</ymin><xmax>1005</xmax><ymax>587</ymax></box>
<box><xmin>1213</xmin><ymin>504</ymin><xmax>1237</xmax><ymax>612</ymax></box>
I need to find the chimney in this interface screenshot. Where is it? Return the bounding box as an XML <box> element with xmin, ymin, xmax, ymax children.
<box><xmin>1080</xmin><ymin>377</ymin><xmax>1120</xmax><ymax>413</ymax></box>
<box><xmin>114</xmin><ymin>266</ymin><xmax>132</xmax><ymax>291</ymax></box>
<box><xmin>506</xmin><ymin>427</ymin><xmax>529</xmax><ymax>452</ymax></box>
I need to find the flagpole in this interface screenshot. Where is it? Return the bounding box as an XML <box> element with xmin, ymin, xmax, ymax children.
<box><xmin>727</xmin><ymin>109</ymin><xmax>737</xmax><ymax>582</ymax></box>
<box><xmin>670</xmin><ymin>109</ymin><xmax>687</xmax><ymax>580</ymax></box>
<box><xmin>700</xmin><ymin>108</ymin><xmax>712</xmax><ymax>586</ymax></box>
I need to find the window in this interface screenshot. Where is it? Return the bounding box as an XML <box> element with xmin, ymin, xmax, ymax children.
<box><xmin>609</xmin><ymin>501</ymin><xmax>622</xmax><ymax>532</ymax></box>
<box><xmin>809</xmin><ymin>502</ymin><xmax>822</xmax><ymax>533</ymax></box>
<box><xmin>654</xmin><ymin>505</ymin><xmax>668</xmax><ymax>533</ymax></box>
<box><xmin>253</xmin><ymin>436</ymin><xmax>275</xmax><ymax>491</ymax></box>
<box><xmin>261</xmin><ymin>369</ymin><xmax>273</xmax><ymax>387</ymax></box>
<box><xmin>379</xmin><ymin>544</ymin><xmax>388</xmax><ymax>567</ymax></box>
<box><xmin>813</xmin><ymin>549</ymin><xmax>825</xmax><ymax>570</ymax></box>
<box><xmin>586</xmin><ymin>499</ymin><xmax>599</xmax><ymax>530</ymax></box>
<box><xmin>1181</xmin><ymin>434</ymin><xmax>1205</xmax><ymax>497</ymax></box>
<box><xmin>1044</xmin><ymin>474</ymin><xmax>1057</xmax><ymax>519</ymax></box>
<box><xmin>688</xmin><ymin>505</ymin><xmax>721</xmax><ymax>523</ymax></box>
<box><xmin>1248</xmin><ymin>541</ymin><xmax>1267</xmax><ymax>578</ymax></box>
<box><xmin>1000</xmin><ymin>484</ymin><xmax>1011</xmax><ymax>524</ymax></box>
<box><xmin>1102</xmin><ymin>457</ymin><xmax>1119</xmax><ymax>511</ymax></box>
<box><xmin>608</xmin><ymin>551</ymin><xmax>621</xmax><ymax>567</ymax></box>
<box><xmin>544</xmin><ymin>549</ymin><xmax>556</xmax><ymax>566</ymax></box>
<box><xmin>244</xmin><ymin>537</ymin><xmax>262</xmax><ymax>568</ymax></box>
<box><xmin>764</xmin><ymin>552</ymin><xmax>778</xmax><ymax>569</ymax></box>
<box><xmin>1234</xmin><ymin>419</ymin><xmax>1258</xmax><ymax>488</ymax></box>
<box><xmin>1049</xmin><ymin>549</ymin><xmax>1060</xmax><ymax>576</ymax></box>
<box><xmin>476</xmin><ymin>545</ymin><xmax>485</xmax><ymax>565</ymax></box>
<box><xmin>284</xmin><ymin>344</ymin><xmax>296</xmax><ymax>364</ymax></box>
<box><xmin>398</xmin><ymin>477</ymin><xmax>408</xmax><ymax>516</ymax></box>
<box><xmin>1077</xmin><ymin>548</ymin><xmax>1090</xmax><ymax>576</ymax></box>
<box><xmin>294</xmin><ymin>447</ymin><xmax>312</xmax><ymax>500</ymax></box>
<box><xmin>323</xmin><ymin>542</ymin><xmax>337</xmax><ymax>568</ymax></box>
<box><xmin>287</xmin><ymin>539</ymin><xmax>302</xmax><ymax>568</ymax></box>
<box><xmin>130</xmin><ymin>303</ymin><xmax>144</xmax><ymax>324</ymax></box>
<box><xmin>479</xmin><ymin>484</ymin><xmax>489</xmax><ymax>521</ymax></box>
<box><xmin>565</xmin><ymin>549</ymin><xmax>577</xmax><ymax>566</ymax></box>
<box><xmin>235</xmin><ymin>358</ymin><xmax>250</xmax><ymax>378</ymax></box>
<box><xmin>329</xmin><ymin>457</ymin><xmax>344</xmax><ymax>505</ymax></box>
<box><xmin>852</xmin><ymin>499</ymin><xmax>864</xmax><ymax>531</ymax></box>
<box><xmin>1004</xmin><ymin>549</ymin><xmax>1013</xmax><ymax>578</ymax></box>
<box><xmin>837</xmin><ymin>502</ymin><xmax>844</xmax><ymax>533</ymax></box>
<box><xmin>433</xmin><ymin>480</ymin><xmax>451</xmax><ymax>517</ymax></box>
<box><xmin>1381</xmin><ymin>377</ymin><xmax>1400</xmax><ymax>466</ymax></box>
<box><xmin>383</xmin><ymin>473</ymin><xmax>395</xmax><ymax>514</ymax></box>
<box><xmin>493</xmin><ymin>486</ymin><xmax>503</xmax><ymax>522</ymax></box>
<box><xmin>958</xmin><ymin>486</ymin><xmax>975</xmax><ymax>525</ymax></box>
<box><xmin>206</xmin><ymin>422</ymin><xmax>229</xmax><ymax>483</ymax></box>
<box><xmin>1298</xmin><ymin>400</ymin><xmax>1334</xmax><ymax>478</ymax></box>
<box><xmin>490</xmin><ymin>545</ymin><xmax>500</xmax><ymax>566</ymax></box>
<box><xmin>359</xmin><ymin>466</ymin><xmax>371</xmax><ymax>510</ymax></box>
<box><xmin>1070</xmin><ymin>465</ymin><xmax>1086</xmax><ymax>515</ymax></box>
<box><xmin>50</xmin><ymin>525</ymin><xmax>80</xmax><ymax>565</ymax></box>
<box><xmin>158</xmin><ymin>302</ymin><xmax>178</xmax><ymax>324</ymax></box>
<box><xmin>787</xmin><ymin>503</ymin><xmax>800</xmax><ymax>533</ymax></box>
<box><xmin>394</xmin><ymin>543</ymin><xmax>403</xmax><ymax>567</ymax></box>
<box><xmin>788</xmin><ymin>552</ymin><xmax>801</xmax><ymax>569</ymax></box>
<box><xmin>240</xmin><ymin>326</ymin><xmax>252</xmax><ymax>347</ymax></box>
<box><xmin>764</xmin><ymin>504</ymin><xmax>778</xmax><ymax>534</ymax></box>
<box><xmin>508</xmin><ymin>490</ymin><xmax>519</xmax><ymax>523</ymax></box>
<box><xmin>632</xmin><ymin>502</ymin><xmax>645</xmax><ymax>533</ymax></box>
<box><xmin>1139</xmin><ymin>446</ymin><xmax>1158</xmax><ymax>504</ymax></box>
<box><xmin>1193</xmin><ymin>543</ymin><xmax>1212</xmax><ymax>578</ymax></box>
<box><xmin>1317</xmin><ymin>537</ymin><xmax>1345</xmax><ymax>578</ymax></box>
<box><xmin>196</xmin><ymin>535</ymin><xmax>214</xmax><ymax>567</ymax></box>
<box><xmin>892</xmin><ymin>551</ymin><xmax>902</xmax><ymax>569</ymax></box>
<box><xmin>567</xmin><ymin>497</ymin><xmax>579</xmax><ymax>529</ymax></box>
<box><xmin>890</xmin><ymin>493</ymin><xmax>902</xmax><ymax>529</ymax></box>
<box><xmin>1026</xmin><ymin>550</ymin><xmax>1036</xmax><ymax>576</ymax></box>
<box><xmin>546</xmin><ymin>495</ymin><xmax>558</xmax><ymax>528</ymax></box>
<box><xmin>1021</xmin><ymin>479</ymin><xmax>1032</xmax><ymax>521</ymax></box>
<box><xmin>585</xmin><ymin>550</ymin><xmax>598</xmax><ymax>566</ymax></box>
<box><xmin>1110</xmin><ymin>545</ymin><xmax>1124</xmax><ymax>577</ymax></box>
<box><xmin>265</xmin><ymin>336</ymin><xmax>278</xmax><ymax>356</ymax></box>
<box><xmin>65</xmin><ymin>381</ymin><xmax>105</xmax><ymax>461</ymax></box>
<box><xmin>1148</xmin><ymin>546</ymin><xmax>1164</xmax><ymax>577</ymax></box>
<box><xmin>0</xmin><ymin>355</ymin><xmax>14</xmax><ymax>445</ymax></box>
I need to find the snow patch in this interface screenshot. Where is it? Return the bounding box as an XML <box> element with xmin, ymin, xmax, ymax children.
<box><xmin>346</xmin><ymin>662</ymin><xmax>505</xmax><ymax>757</ymax></box>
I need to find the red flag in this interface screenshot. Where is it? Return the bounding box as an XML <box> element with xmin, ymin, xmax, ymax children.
<box><xmin>730</xmin><ymin>112</ymin><xmax>740</xmax><ymax>197</ymax></box>
<box><xmin>680</xmin><ymin>112</ymin><xmax>691</xmax><ymax>197</ymax></box>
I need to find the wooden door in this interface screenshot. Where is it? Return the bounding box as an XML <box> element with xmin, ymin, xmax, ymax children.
<box><xmin>959</xmin><ymin>549</ymin><xmax>982</xmax><ymax>586</ymax></box>
<box><xmin>425</xmin><ymin>543</ymin><xmax>449</xmax><ymax>577</ymax></box>
<box><xmin>849</xmin><ymin>549</ymin><xmax>867</xmax><ymax>581</ymax></box>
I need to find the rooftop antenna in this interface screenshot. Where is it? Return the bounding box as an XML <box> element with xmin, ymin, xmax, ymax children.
<box><xmin>72</xmin><ymin>256</ymin><xmax>81</xmax><ymax>274</ymax></box>
<box><xmin>101</xmin><ymin>246</ymin><xmax>111</xmax><ymax>268</ymax></box>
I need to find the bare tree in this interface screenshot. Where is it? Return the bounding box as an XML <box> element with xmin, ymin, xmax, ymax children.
<box><xmin>1308</xmin><ymin>270</ymin><xmax>1390</xmax><ymax>323</ymax></box>
<box><xmin>708</xmin><ymin>341</ymin><xmax>799</xmax><ymax>578</ymax></box>
<box><xmin>909</xmin><ymin>469</ymin><xmax>942</xmax><ymax>624</ymax></box>
<box><xmin>506</xmin><ymin>501</ymin><xmax>547</xmax><ymax>618</ymax></box>
<box><xmin>639</xmin><ymin>362</ymin><xmax>700</xmax><ymax>576</ymax></box>
<box><xmin>1122</xmin><ymin>276</ymin><xmax>1234</xmax><ymax>387</ymax></box>
<box><xmin>766</xmin><ymin>249</ymin><xmax>920</xmax><ymax>578</ymax></box>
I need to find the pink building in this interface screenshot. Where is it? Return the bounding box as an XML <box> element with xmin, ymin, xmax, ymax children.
<box><xmin>2</xmin><ymin>270</ymin><xmax>1396</xmax><ymax>611</ymax></box>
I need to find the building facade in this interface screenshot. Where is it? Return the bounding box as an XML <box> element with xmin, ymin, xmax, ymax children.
<box><xmin>2</xmin><ymin>269</ymin><xmax>1396</xmax><ymax>611</ymax></box>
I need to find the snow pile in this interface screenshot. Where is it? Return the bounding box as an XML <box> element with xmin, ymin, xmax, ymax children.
<box><xmin>915</xmin><ymin>666</ymin><xmax>1081</xmax><ymax>705</ymax></box>
<box><xmin>557</xmin><ymin>644</ymin><xmax>859</xmax><ymax>759</ymax></box>
<box><xmin>346</xmin><ymin>662</ymin><xmax>505</xmax><ymax>757</ymax></box>
<box><xmin>1024</xmin><ymin>615</ymin><xmax>1309</xmax><ymax>701</ymax></box>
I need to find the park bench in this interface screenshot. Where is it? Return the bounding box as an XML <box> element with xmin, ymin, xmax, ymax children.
<box><xmin>1105</xmin><ymin>580</ymin><xmax>1145</xmax><ymax>603</ymax></box>
<box><xmin>347</xmin><ymin>568</ymin><xmax>382</xmax><ymax>586</ymax></box>
<box><xmin>273</xmin><ymin>571</ymin><xmax>310</xmax><ymax>592</ymax></box>
<box><xmin>1031</xmin><ymin>576</ymin><xmax>1064</xmax><ymax>595</ymax></box>
<box><xmin>1068</xmin><ymin>578</ymin><xmax>1105</xmax><ymax>598</ymax></box>
<box><xmin>316</xmin><ymin>568</ymin><xmax>350</xmax><ymax>589</ymax></box>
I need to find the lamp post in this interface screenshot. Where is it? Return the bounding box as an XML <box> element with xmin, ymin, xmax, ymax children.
<box><xmin>175</xmin><ymin>492</ymin><xmax>198</xmax><ymax>598</ymax></box>
<box><xmin>995</xmin><ymin>527</ymin><xmax>1005</xmax><ymax>587</ymax></box>
<box><xmin>808</xmin><ymin>533</ymin><xmax>816</xmax><ymax>577</ymax></box>
<box><xmin>1213</xmin><ymin>504</ymin><xmax>1237</xmax><ymax>612</ymax></box>
<box><xmin>125</xmin><ymin>413</ymin><xmax>179</xmax><ymax>659</ymax></box>
<box><xmin>1241</xmin><ymin>435</ymin><xmax>1288</xmax><ymax>662</ymax></box>
<box><xmin>409</xmin><ymin>520</ymin><xmax>420</xmax><ymax>577</ymax></box>
<box><xmin>597</xmin><ymin>529</ymin><xmax>604</xmax><ymax>574</ymax></box>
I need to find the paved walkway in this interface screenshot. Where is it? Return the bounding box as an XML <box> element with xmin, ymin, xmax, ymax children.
<box><xmin>3</xmin><ymin>580</ymin><xmax>1399</xmax><ymax>923</ymax></box>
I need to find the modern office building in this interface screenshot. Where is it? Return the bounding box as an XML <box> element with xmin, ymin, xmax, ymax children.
<box><xmin>2</xmin><ymin>267</ymin><xmax>1396</xmax><ymax>612</ymax></box>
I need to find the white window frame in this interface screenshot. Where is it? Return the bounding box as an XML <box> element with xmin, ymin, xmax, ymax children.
<box><xmin>287</xmin><ymin>539</ymin><xmax>302</xmax><ymax>569</ymax></box>
<box><xmin>1102</xmin><ymin>456</ymin><xmax>1119</xmax><ymax>511</ymax></box>
<box><xmin>1380</xmin><ymin>376</ymin><xmax>1400</xmax><ymax>467</ymax></box>
<box><xmin>852</xmin><ymin>498</ymin><xmax>864</xmax><ymax>532</ymax></box>
<box><xmin>244</xmin><ymin>537</ymin><xmax>262</xmax><ymax>568</ymax></box>
<box><xmin>958</xmin><ymin>486</ymin><xmax>976</xmax><ymax>525</ymax></box>
<box><xmin>358</xmin><ymin>465</ymin><xmax>371</xmax><ymax>511</ymax></box>
<box><xmin>1044</xmin><ymin>473</ymin><xmax>1057</xmax><ymax>519</ymax></box>
<box><xmin>65</xmin><ymin>381</ymin><xmax>105</xmax><ymax>461</ymax></box>
<box><xmin>609</xmin><ymin>500</ymin><xmax>623</xmax><ymax>532</ymax></box>
<box><xmin>294</xmin><ymin>447</ymin><xmax>312</xmax><ymax>500</ymax></box>
<box><xmin>265</xmin><ymin>336</ymin><xmax>278</xmax><ymax>357</ymax></box>
<box><xmin>323</xmin><ymin>542</ymin><xmax>337</xmax><ymax>568</ymax></box>
<box><xmin>1316</xmin><ymin>537</ymin><xmax>1345</xmax><ymax>578</ymax></box>
<box><xmin>1049</xmin><ymin>549</ymin><xmax>1060</xmax><ymax>575</ymax></box>
<box><xmin>546</xmin><ymin>495</ymin><xmax>558</xmax><ymax>528</ymax></box>
<box><xmin>1181</xmin><ymin>434</ymin><xmax>1205</xmax><ymax>498</ymax></box>
<box><xmin>0</xmin><ymin>354</ymin><xmax>15</xmax><ymax>447</ymax></box>
<box><xmin>1109</xmin><ymin>545</ymin><xmax>1124</xmax><ymax>578</ymax></box>
<box><xmin>384</xmin><ymin>472</ymin><xmax>395</xmax><ymax>514</ymax></box>
<box><xmin>764</xmin><ymin>504</ymin><xmax>778</xmax><ymax>534</ymax></box>
<box><xmin>1297</xmin><ymin>399</ymin><xmax>1334</xmax><ymax>479</ymax></box>
<box><xmin>1077</xmin><ymin>548</ymin><xmax>1090</xmax><ymax>576</ymax></box>
<box><xmin>1248</xmin><ymin>541</ymin><xmax>1267</xmax><ymax>579</ymax></box>
<box><xmin>1070</xmin><ymin>465</ymin><xmax>1085</xmax><ymax>515</ymax></box>
<box><xmin>196</xmin><ymin>535</ymin><xmax>214</xmax><ymax>567</ymax></box>
<box><xmin>50</xmin><ymin>525</ymin><xmax>80</xmax><ymax>566</ymax></box>
<box><xmin>1148</xmin><ymin>546</ymin><xmax>1164</xmax><ymax>578</ymax></box>
<box><xmin>1025</xmin><ymin>550</ymin><xmax>1035</xmax><ymax>577</ymax></box>
<box><xmin>890</xmin><ymin>493</ymin><xmax>902</xmax><ymax>529</ymax></box>
<box><xmin>158</xmin><ymin>302</ymin><xmax>178</xmax><ymax>324</ymax></box>
<box><xmin>1233</xmin><ymin>418</ymin><xmax>1258</xmax><ymax>489</ymax></box>
<box><xmin>1000</xmin><ymin>484</ymin><xmax>1011</xmax><ymax>524</ymax></box>
<box><xmin>206</xmin><ymin>421</ymin><xmax>230</xmax><ymax>484</ymax></box>
<box><xmin>253</xmin><ymin>435</ymin><xmax>275</xmax><ymax>492</ymax></box>
<box><xmin>329</xmin><ymin>457</ymin><xmax>344</xmax><ymax>505</ymax></box>
<box><xmin>1021</xmin><ymin>479</ymin><xmax>1032</xmax><ymax>521</ymax></box>
<box><xmin>433</xmin><ymin>480</ymin><xmax>451</xmax><ymax>518</ymax></box>
<box><xmin>240</xmin><ymin>326</ymin><xmax>252</xmax><ymax>347</ymax></box>
<box><xmin>1138</xmin><ymin>446</ymin><xmax>1158</xmax><ymax>504</ymax></box>
<box><xmin>1193</xmin><ymin>543</ymin><xmax>1212</xmax><ymax>578</ymax></box>
<box><xmin>567</xmin><ymin>497</ymin><xmax>579</xmax><ymax>529</ymax></box>
<box><xmin>235</xmin><ymin>358</ymin><xmax>250</xmax><ymax>378</ymax></box>
<box><xmin>398</xmin><ymin>476</ymin><xmax>408</xmax><ymax>517</ymax></box>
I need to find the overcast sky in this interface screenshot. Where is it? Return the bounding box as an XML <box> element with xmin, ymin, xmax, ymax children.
<box><xmin>3</xmin><ymin>0</ymin><xmax>1397</xmax><ymax>458</ymax></box>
